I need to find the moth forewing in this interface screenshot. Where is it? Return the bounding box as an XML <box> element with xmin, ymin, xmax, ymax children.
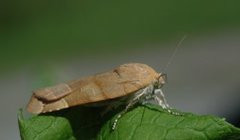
<box><xmin>33</xmin><ymin>83</ymin><xmax>72</xmax><ymax>101</ymax></box>
<box><xmin>27</xmin><ymin>63</ymin><xmax>161</xmax><ymax>114</ymax></box>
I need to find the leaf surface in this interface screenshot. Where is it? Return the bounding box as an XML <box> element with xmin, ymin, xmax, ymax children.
<box><xmin>18</xmin><ymin>105</ymin><xmax>240</xmax><ymax>140</ymax></box>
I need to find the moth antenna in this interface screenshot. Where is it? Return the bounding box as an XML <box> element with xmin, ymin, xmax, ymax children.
<box><xmin>162</xmin><ymin>35</ymin><xmax>187</xmax><ymax>73</ymax></box>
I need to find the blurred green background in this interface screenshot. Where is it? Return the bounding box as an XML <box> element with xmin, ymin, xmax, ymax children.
<box><xmin>1</xmin><ymin>1</ymin><xmax>240</xmax><ymax>139</ymax></box>
<box><xmin>1</xmin><ymin>0</ymin><xmax>240</xmax><ymax>73</ymax></box>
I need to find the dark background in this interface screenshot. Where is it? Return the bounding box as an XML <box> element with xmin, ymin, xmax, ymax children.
<box><xmin>0</xmin><ymin>1</ymin><xmax>240</xmax><ymax>139</ymax></box>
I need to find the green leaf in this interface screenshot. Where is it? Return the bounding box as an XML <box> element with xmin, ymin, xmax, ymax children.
<box><xmin>18</xmin><ymin>107</ymin><xmax>105</xmax><ymax>140</ymax></box>
<box><xmin>97</xmin><ymin>105</ymin><xmax>240</xmax><ymax>140</ymax></box>
<box><xmin>18</xmin><ymin>105</ymin><xmax>240</xmax><ymax>140</ymax></box>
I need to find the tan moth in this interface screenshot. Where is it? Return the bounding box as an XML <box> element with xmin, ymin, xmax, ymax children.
<box><xmin>27</xmin><ymin>63</ymin><xmax>170</xmax><ymax>115</ymax></box>
<box><xmin>27</xmin><ymin>63</ymin><xmax>178</xmax><ymax>130</ymax></box>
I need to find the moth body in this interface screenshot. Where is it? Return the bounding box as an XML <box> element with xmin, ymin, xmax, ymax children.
<box><xmin>27</xmin><ymin>63</ymin><xmax>166</xmax><ymax>114</ymax></box>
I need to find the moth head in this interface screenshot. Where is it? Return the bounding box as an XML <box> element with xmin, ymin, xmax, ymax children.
<box><xmin>156</xmin><ymin>73</ymin><xmax>167</xmax><ymax>88</ymax></box>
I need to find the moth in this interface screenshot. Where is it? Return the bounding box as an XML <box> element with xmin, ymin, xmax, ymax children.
<box><xmin>27</xmin><ymin>63</ymin><xmax>170</xmax><ymax>113</ymax></box>
<box><xmin>27</xmin><ymin>63</ymin><xmax>173</xmax><ymax>129</ymax></box>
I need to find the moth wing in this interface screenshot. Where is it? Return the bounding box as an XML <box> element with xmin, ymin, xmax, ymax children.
<box><xmin>33</xmin><ymin>83</ymin><xmax>72</xmax><ymax>101</ymax></box>
<box><xmin>27</xmin><ymin>95</ymin><xmax>69</xmax><ymax>114</ymax></box>
<box><xmin>28</xmin><ymin>81</ymin><xmax>79</xmax><ymax>114</ymax></box>
<box><xmin>90</xmin><ymin>71</ymin><xmax>145</xmax><ymax>99</ymax></box>
<box><xmin>63</xmin><ymin>72</ymin><xmax>132</xmax><ymax>106</ymax></box>
<box><xmin>27</xmin><ymin>67</ymin><xmax>148</xmax><ymax>114</ymax></box>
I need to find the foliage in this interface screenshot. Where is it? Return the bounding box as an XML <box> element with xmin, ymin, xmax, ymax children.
<box><xmin>18</xmin><ymin>104</ymin><xmax>240</xmax><ymax>140</ymax></box>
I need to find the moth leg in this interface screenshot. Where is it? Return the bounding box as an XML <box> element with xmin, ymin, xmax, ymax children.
<box><xmin>112</xmin><ymin>85</ymin><xmax>153</xmax><ymax>130</ymax></box>
<box><xmin>153</xmin><ymin>88</ymin><xmax>180</xmax><ymax>115</ymax></box>
<box><xmin>153</xmin><ymin>88</ymin><xmax>169</xmax><ymax>109</ymax></box>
